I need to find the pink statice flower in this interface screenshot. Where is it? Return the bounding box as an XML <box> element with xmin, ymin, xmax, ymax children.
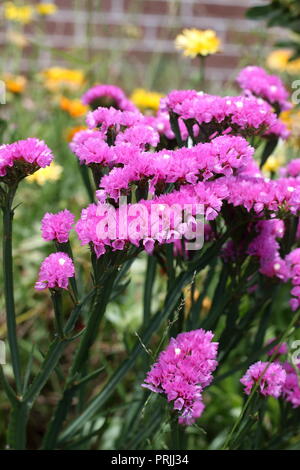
<box><xmin>82</xmin><ymin>84</ymin><xmax>137</xmax><ymax>111</ymax></box>
<box><xmin>161</xmin><ymin>92</ymin><xmax>288</xmax><ymax>140</ymax></box>
<box><xmin>247</xmin><ymin>219</ymin><xmax>289</xmax><ymax>281</ymax></box>
<box><xmin>143</xmin><ymin>112</ymin><xmax>190</xmax><ymax>142</ymax></box>
<box><xmin>267</xmin><ymin>338</ymin><xmax>288</xmax><ymax>357</ymax></box>
<box><xmin>285</xmin><ymin>159</ymin><xmax>300</xmax><ymax>178</ymax></box>
<box><xmin>115</xmin><ymin>124</ymin><xmax>160</xmax><ymax>149</ymax></box>
<box><xmin>41</xmin><ymin>210</ymin><xmax>75</xmax><ymax>244</ymax></box>
<box><xmin>86</xmin><ymin>106</ymin><xmax>143</xmax><ymax>133</ymax></box>
<box><xmin>0</xmin><ymin>138</ymin><xmax>54</xmax><ymax>183</ymax></box>
<box><xmin>35</xmin><ymin>252</ymin><xmax>75</xmax><ymax>290</ymax></box>
<box><xmin>240</xmin><ymin>361</ymin><xmax>286</xmax><ymax>398</ymax></box>
<box><xmin>236</xmin><ymin>66</ymin><xmax>291</xmax><ymax>112</ymax></box>
<box><xmin>160</xmin><ymin>89</ymin><xmax>200</xmax><ymax>114</ymax></box>
<box><xmin>70</xmin><ymin>129</ymin><xmax>116</xmax><ymax>166</ymax></box>
<box><xmin>285</xmin><ymin>248</ymin><xmax>300</xmax><ymax>311</ymax></box>
<box><xmin>99</xmin><ymin>135</ymin><xmax>254</xmax><ymax>199</ymax></box>
<box><xmin>142</xmin><ymin>329</ymin><xmax>218</xmax><ymax>426</ymax></box>
<box><xmin>282</xmin><ymin>362</ymin><xmax>300</xmax><ymax>408</ymax></box>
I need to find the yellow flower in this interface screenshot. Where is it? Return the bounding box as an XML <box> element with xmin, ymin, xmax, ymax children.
<box><xmin>4</xmin><ymin>74</ymin><xmax>27</xmax><ymax>94</ymax></box>
<box><xmin>280</xmin><ymin>108</ymin><xmax>300</xmax><ymax>149</ymax></box>
<box><xmin>175</xmin><ymin>29</ymin><xmax>221</xmax><ymax>58</ymax></box>
<box><xmin>6</xmin><ymin>30</ymin><xmax>29</xmax><ymax>48</ymax></box>
<box><xmin>262</xmin><ymin>155</ymin><xmax>285</xmax><ymax>174</ymax></box>
<box><xmin>41</xmin><ymin>67</ymin><xmax>85</xmax><ymax>92</ymax></box>
<box><xmin>4</xmin><ymin>2</ymin><xmax>34</xmax><ymax>24</ymax></box>
<box><xmin>130</xmin><ymin>88</ymin><xmax>163</xmax><ymax>112</ymax></box>
<box><xmin>36</xmin><ymin>3</ymin><xmax>57</xmax><ymax>15</ymax></box>
<box><xmin>267</xmin><ymin>49</ymin><xmax>300</xmax><ymax>75</ymax></box>
<box><xmin>59</xmin><ymin>96</ymin><xmax>88</xmax><ymax>118</ymax></box>
<box><xmin>27</xmin><ymin>162</ymin><xmax>63</xmax><ymax>185</ymax></box>
<box><xmin>65</xmin><ymin>125</ymin><xmax>87</xmax><ymax>142</ymax></box>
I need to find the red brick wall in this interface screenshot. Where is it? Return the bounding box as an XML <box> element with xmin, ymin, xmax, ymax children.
<box><xmin>1</xmin><ymin>0</ymin><xmax>270</xmax><ymax>82</ymax></box>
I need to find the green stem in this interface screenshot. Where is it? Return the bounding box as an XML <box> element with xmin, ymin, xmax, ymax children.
<box><xmin>143</xmin><ymin>256</ymin><xmax>157</xmax><ymax>325</ymax></box>
<box><xmin>2</xmin><ymin>185</ymin><xmax>22</xmax><ymax>395</ymax></box>
<box><xmin>170</xmin><ymin>417</ymin><xmax>183</xmax><ymax>450</ymax></box>
<box><xmin>169</xmin><ymin>112</ymin><xmax>184</xmax><ymax>147</ymax></box>
<box><xmin>199</xmin><ymin>55</ymin><xmax>206</xmax><ymax>90</ymax></box>
<box><xmin>70</xmin><ymin>270</ymin><xmax>116</xmax><ymax>378</ymax></box>
<box><xmin>7</xmin><ymin>401</ymin><xmax>29</xmax><ymax>450</ymax></box>
<box><xmin>50</xmin><ymin>289</ymin><xmax>64</xmax><ymax>339</ymax></box>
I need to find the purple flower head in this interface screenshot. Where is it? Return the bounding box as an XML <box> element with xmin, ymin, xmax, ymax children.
<box><xmin>285</xmin><ymin>248</ymin><xmax>300</xmax><ymax>311</ymax></box>
<box><xmin>141</xmin><ymin>329</ymin><xmax>218</xmax><ymax>426</ymax></box>
<box><xmin>86</xmin><ymin>106</ymin><xmax>143</xmax><ymax>134</ymax></box>
<box><xmin>82</xmin><ymin>84</ymin><xmax>137</xmax><ymax>111</ymax></box>
<box><xmin>35</xmin><ymin>252</ymin><xmax>75</xmax><ymax>291</ymax></box>
<box><xmin>161</xmin><ymin>92</ymin><xmax>288</xmax><ymax>141</ymax></box>
<box><xmin>286</xmin><ymin>159</ymin><xmax>300</xmax><ymax>178</ymax></box>
<box><xmin>0</xmin><ymin>138</ymin><xmax>54</xmax><ymax>184</ymax></box>
<box><xmin>240</xmin><ymin>361</ymin><xmax>286</xmax><ymax>398</ymax></box>
<box><xmin>267</xmin><ymin>338</ymin><xmax>288</xmax><ymax>357</ymax></box>
<box><xmin>236</xmin><ymin>66</ymin><xmax>291</xmax><ymax>112</ymax></box>
<box><xmin>282</xmin><ymin>362</ymin><xmax>300</xmax><ymax>408</ymax></box>
<box><xmin>41</xmin><ymin>209</ymin><xmax>75</xmax><ymax>244</ymax></box>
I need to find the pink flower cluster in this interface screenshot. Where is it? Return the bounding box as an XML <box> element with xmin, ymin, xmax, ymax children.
<box><xmin>220</xmin><ymin>175</ymin><xmax>300</xmax><ymax>215</ymax></box>
<box><xmin>284</xmin><ymin>159</ymin><xmax>300</xmax><ymax>178</ymax></box>
<box><xmin>41</xmin><ymin>209</ymin><xmax>75</xmax><ymax>244</ymax></box>
<box><xmin>86</xmin><ymin>106</ymin><xmax>143</xmax><ymax>133</ymax></box>
<box><xmin>282</xmin><ymin>362</ymin><xmax>300</xmax><ymax>408</ymax></box>
<box><xmin>160</xmin><ymin>92</ymin><xmax>288</xmax><ymax>140</ymax></box>
<box><xmin>75</xmin><ymin>181</ymin><xmax>227</xmax><ymax>258</ymax></box>
<box><xmin>0</xmin><ymin>138</ymin><xmax>53</xmax><ymax>181</ymax></box>
<box><xmin>35</xmin><ymin>252</ymin><xmax>75</xmax><ymax>290</ymax></box>
<box><xmin>241</xmin><ymin>341</ymin><xmax>300</xmax><ymax>408</ymax></box>
<box><xmin>240</xmin><ymin>361</ymin><xmax>286</xmax><ymax>398</ymax></box>
<box><xmin>99</xmin><ymin>135</ymin><xmax>254</xmax><ymax>200</ymax></box>
<box><xmin>285</xmin><ymin>248</ymin><xmax>300</xmax><ymax>311</ymax></box>
<box><xmin>236</xmin><ymin>66</ymin><xmax>291</xmax><ymax>111</ymax></box>
<box><xmin>82</xmin><ymin>84</ymin><xmax>136</xmax><ymax>111</ymax></box>
<box><xmin>267</xmin><ymin>339</ymin><xmax>288</xmax><ymax>357</ymax></box>
<box><xmin>142</xmin><ymin>329</ymin><xmax>218</xmax><ymax>426</ymax></box>
<box><xmin>247</xmin><ymin>219</ymin><xmax>288</xmax><ymax>280</ymax></box>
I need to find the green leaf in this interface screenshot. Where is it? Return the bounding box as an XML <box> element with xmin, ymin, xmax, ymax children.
<box><xmin>246</xmin><ymin>5</ymin><xmax>276</xmax><ymax>20</ymax></box>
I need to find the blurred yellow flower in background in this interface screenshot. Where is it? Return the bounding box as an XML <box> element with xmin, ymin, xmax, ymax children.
<box><xmin>6</xmin><ymin>30</ymin><xmax>29</xmax><ymax>48</ymax></box>
<box><xmin>4</xmin><ymin>2</ymin><xmax>34</xmax><ymax>24</ymax></box>
<box><xmin>262</xmin><ymin>154</ymin><xmax>285</xmax><ymax>174</ymax></box>
<box><xmin>280</xmin><ymin>108</ymin><xmax>300</xmax><ymax>148</ymax></box>
<box><xmin>59</xmin><ymin>96</ymin><xmax>88</xmax><ymax>118</ymax></box>
<box><xmin>65</xmin><ymin>125</ymin><xmax>87</xmax><ymax>142</ymax></box>
<box><xmin>267</xmin><ymin>49</ymin><xmax>300</xmax><ymax>74</ymax></box>
<box><xmin>4</xmin><ymin>74</ymin><xmax>27</xmax><ymax>94</ymax></box>
<box><xmin>130</xmin><ymin>88</ymin><xmax>163</xmax><ymax>112</ymax></box>
<box><xmin>27</xmin><ymin>162</ymin><xmax>63</xmax><ymax>185</ymax></box>
<box><xmin>41</xmin><ymin>67</ymin><xmax>85</xmax><ymax>92</ymax></box>
<box><xmin>175</xmin><ymin>29</ymin><xmax>221</xmax><ymax>58</ymax></box>
<box><xmin>36</xmin><ymin>3</ymin><xmax>57</xmax><ymax>16</ymax></box>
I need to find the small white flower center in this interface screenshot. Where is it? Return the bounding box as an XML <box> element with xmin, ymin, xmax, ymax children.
<box><xmin>175</xmin><ymin>348</ymin><xmax>181</xmax><ymax>355</ymax></box>
<box><xmin>59</xmin><ymin>258</ymin><xmax>66</xmax><ymax>266</ymax></box>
